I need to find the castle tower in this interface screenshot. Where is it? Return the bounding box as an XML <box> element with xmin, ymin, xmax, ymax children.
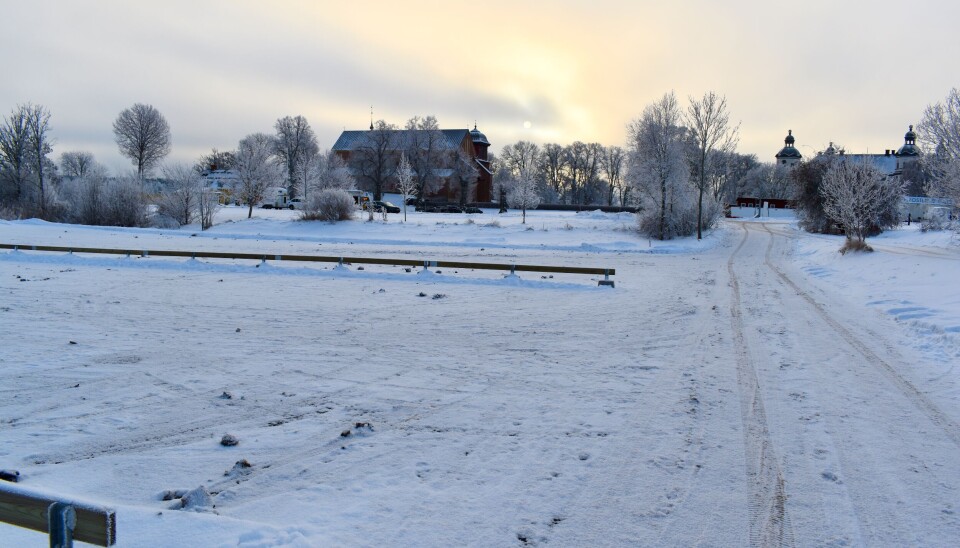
<box><xmin>895</xmin><ymin>124</ymin><xmax>921</xmax><ymax>173</ymax></box>
<box><xmin>775</xmin><ymin>129</ymin><xmax>802</xmax><ymax>167</ymax></box>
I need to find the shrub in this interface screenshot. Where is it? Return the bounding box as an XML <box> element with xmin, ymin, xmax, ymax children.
<box><xmin>839</xmin><ymin>238</ymin><xmax>873</xmax><ymax>254</ymax></box>
<box><xmin>301</xmin><ymin>188</ymin><xmax>355</xmax><ymax>222</ymax></box>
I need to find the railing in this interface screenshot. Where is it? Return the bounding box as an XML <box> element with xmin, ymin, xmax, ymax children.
<box><xmin>0</xmin><ymin>243</ymin><xmax>616</xmax><ymax>286</ymax></box>
<box><xmin>0</xmin><ymin>484</ymin><xmax>116</xmax><ymax>546</ymax></box>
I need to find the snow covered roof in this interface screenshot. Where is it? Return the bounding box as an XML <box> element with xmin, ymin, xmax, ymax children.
<box><xmin>332</xmin><ymin>129</ymin><xmax>471</xmax><ymax>152</ymax></box>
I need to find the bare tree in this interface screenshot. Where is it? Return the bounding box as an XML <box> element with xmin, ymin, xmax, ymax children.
<box><xmin>0</xmin><ymin>104</ymin><xmax>33</xmax><ymax>204</ymax></box>
<box><xmin>507</xmin><ymin>172</ymin><xmax>541</xmax><ymax>224</ymax></box>
<box><xmin>23</xmin><ymin>104</ymin><xmax>54</xmax><ymax>217</ymax></box>
<box><xmin>685</xmin><ymin>91</ymin><xmax>739</xmax><ymax>239</ymax></box>
<box><xmin>454</xmin><ymin>149</ymin><xmax>479</xmax><ymax>206</ymax></box>
<box><xmin>404</xmin><ymin>115</ymin><xmax>447</xmax><ymax>206</ymax></box>
<box><xmin>351</xmin><ymin>119</ymin><xmax>398</xmax><ymax>200</ymax></box>
<box><xmin>628</xmin><ymin>91</ymin><xmax>692</xmax><ymax>240</ymax></box>
<box><xmin>158</xmin><ymin>163</ymin><xmax>201</xmax><ymax>226</ymax></box>
<box><xmin>540</xmin><ymin>143</ymin><xmax>567</xmax><ymax>203</ymax></box>
<box><xmin>234</xmin><ymin>133</ymin><xmax>280</xmax><ymax>218</ymax></box>
<box><xmin>601</xmin><ymin>145</ymin><xmax>626</xmax><ymax>206</ymax></box>
<box><xmin>113</xmin><ymin>103</ymin><xmax>171</xmax><ymax>179</ymax></box>
<box><xmin>193</xmin><ymin>148</ymin><xmax>236</xmax><ymax>174</ymax></box>
<box><xmin>274</xmin><ymin>115</ymin><xmax>318</xmax><ymax>198</ymax></box>
<box><xmin>60</xmin><ymin>151</ymin><xmax>96</xmax><ymax>178</ymax></box>
<box><xmin>820</xmin><ymin>159</ymin><xmax>903</xmax><ymax>250</ymax></box>
<box><xmin>396</xmin><ymin>153</ymin><xmax>416</xmax><ymax>222</ymax></box>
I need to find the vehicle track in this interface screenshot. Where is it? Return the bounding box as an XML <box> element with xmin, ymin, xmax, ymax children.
<box><xmin>728</xmin><ymin>225</ymin><xmax>795</xmax><ymax>547</ymax></box>
<box><xmin>758</xmin><ymin>223</ymin><xmax>960</xmax><ymax>447</ymax></box>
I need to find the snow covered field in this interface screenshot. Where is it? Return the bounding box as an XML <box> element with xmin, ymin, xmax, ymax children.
<box><xmin>2</xmin><ymin>207</ymin><xmax>959</xmax><ymax>546</ymax></box>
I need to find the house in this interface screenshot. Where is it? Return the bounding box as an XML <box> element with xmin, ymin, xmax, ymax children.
<box><xmin>332</xmin><ymin>125</ymin><xmax>492</xmax><ymax>203</ymax></box>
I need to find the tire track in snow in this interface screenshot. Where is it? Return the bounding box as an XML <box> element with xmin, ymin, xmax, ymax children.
<box><xmin>728</xmin><ymin>225</ymin><xmax>795</xmax><ymax>547</ymax></box>
<box><xmin>759</xmin><ymin>224</ymin><xmax>960</xmax><ymax>447</ymax></box>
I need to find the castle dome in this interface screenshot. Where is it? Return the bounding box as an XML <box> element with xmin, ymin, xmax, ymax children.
<box><xmin>896</xmin><ymin>124</ymin><xmax>920</xmax><ymax>157</ymax></box>
<box><xmin>775</xmin><ymin>129</ymin><xmax>802</xmax><ymax>159</ymax></box>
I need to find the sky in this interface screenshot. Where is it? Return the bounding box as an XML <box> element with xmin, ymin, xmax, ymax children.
<box><xmin>2</xmin><ymin>0</ymin><xmax>958</xmax><ymax>175</ymax></box>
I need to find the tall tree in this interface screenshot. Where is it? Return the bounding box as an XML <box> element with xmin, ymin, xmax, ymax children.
<box><xmin>540</xmin><ymin>143</ymin><xmax>567</xmax><ymax>203</ymax></box>
<box><xmin>113</xmin><ymin>103</ymin><xmax>171</xmax><ymax>179</ymax></box>
<box><xmin>25</xmin><ymin>103</ymin><xmax>54</xmax><ymax>216</ymax></box>
<box><xmin>234</xmin><ymin>133</ymin><xmax>281</xmax><ymax>218</ymax></box>
<box><xmin>628</xmin><ymin>91</ymin><xmax>691</xmax><ymax>240</ymax></box>
<box><xmin>685</xmin><ymin>91</ymin><xmax>739</xmax><ymax>239</ymax></box>
<box><xmin>601</xmin><ymin>145</ymin><xmax>626</xmax><ymax>206</ymax></box>
<box><xmin>60</xmin><ymin>151</ymin><xmax>96</xmax><ymax>178</ymax></box>
<box><xmin>404</xmin><ymin>115</ymin><xmax>446</xmax><ymax>206</ymax></box>
<box><xmin>0</xmin><ymin>104</ymin><xmax>33</xmax><ymax>203</ymax></box>
<box><xmin>273</xmin><ymin>115</ymin><xmax>318</xmax><ymax>199</ymax></box>
<box><xmin>351</xmin><ymin>119</ymin><xmax>398</xmax><ymax>201</ymax></box>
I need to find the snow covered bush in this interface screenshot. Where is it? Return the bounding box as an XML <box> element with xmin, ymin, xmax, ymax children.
<box><xmin>301</xmin><ymin>188</ymin><xmax>355</xmax><ymax>222</ymax></box>
<box><xmin>59</xmin><ymin>171</ymin><xmax>148</xmax><ymax>227</ymax></box>
<box><xmin>820</xmin><ymin>159</ymin><xmax>902</xmax><ymax>249</ymax></box>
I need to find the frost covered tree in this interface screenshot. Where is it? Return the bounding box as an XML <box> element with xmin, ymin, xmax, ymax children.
<box><xmin>157</xmin><ymin>164</ymin><xmax>200</xmax><ymax>226</ymax></box>
<box><xmin>404</xmin><ymin>115</ymin><xmax>446</xmax><ymax>206</ymax></box>
<box><xmin>234</xmin><ymin>133</ymin><xmax>281</xmax><ymax>218</ymax></box>
<box><xmin>627</xmin><ymin>91</ymin><xmax>693</xmax><ymax>240</ymax></box>
<box><xmin>113</xmin><ymin>103</ymin><xmax>171</xmax><ymax>179</ymax></box>
<box><xmin>24</xmin><ymin>103</ymin><xmax>54</xmax><ymax>217</ymax></box>
<box><xmin>507</xmin><ymin>172</ymin><xmax>541</xmax><ymax>224</ymax></box>
<box><xmin>685</xmin><ymin>91</ymin><xmax>739</xmax><ymax>239</ymax></box>
<box><xmin>395</xmin><ymin>152</ymin><xmax>416</xmax><ymax>222</ymax></box>
<box><xmin>60</xmin><ymin>151</ymin><xmax>96</xmax><ymax>178</ymax></box>
<box><xmin>820</xmin><ymin>159</ymin><xmax>903</xmax><ymax>251</ymax></box>
<box><xmin>918</xmin><ymin>88</ymin><xmax>960</xmax><ymax>207</ymax></box>
<box><xmin>497</xmin><ymin>141</ymin><xmax>540</xmax><ymax>211</ymax></box>
<box><xmin>274</xmin><ymin>115</ymin><xmax>318</xmax><ymax>199</ymax></box>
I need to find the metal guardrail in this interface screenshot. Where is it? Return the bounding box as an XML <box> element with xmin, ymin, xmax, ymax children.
<box><xmin>0</xmin><ymin>485</ymin><xmax>116</xmax><ymax>546</ymax></box>
<box><xmin>0</xmin><ymin>243</ymin><xmax>616</xmax><ymax>285</ymax></box>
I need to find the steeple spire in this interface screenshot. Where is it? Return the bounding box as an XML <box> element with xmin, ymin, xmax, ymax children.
<box><xmin>369</xmin><ymin>106</ymin><xmax>373</xmax><ymax>131</ymax></box>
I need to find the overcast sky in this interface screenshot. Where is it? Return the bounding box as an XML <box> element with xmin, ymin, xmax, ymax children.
<box><xmin>2</xmin><ymin>0</ymin><xmax>958</xmax><ymax>174</ymax></box>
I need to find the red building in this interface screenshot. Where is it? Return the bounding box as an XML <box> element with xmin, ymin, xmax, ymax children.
<box><xmin>332</xmin><ymin>125</ymin><xmax>492</xmax><ymax>203</ymax></box>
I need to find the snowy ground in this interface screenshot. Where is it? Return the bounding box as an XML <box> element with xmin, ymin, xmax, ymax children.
<box><xmin>1</xmin><ymin>206</ymin><xmax>959</xmax><ymax>547</ymax></box>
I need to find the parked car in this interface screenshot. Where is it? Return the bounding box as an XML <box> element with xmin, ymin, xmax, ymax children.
<box><xmin>371</xmin><ymin>200</ymin><xmax>400</xmax><ymax>213</ymax></box>
<box><xmin>288</xmin><ymin>198</ymin><xmax>304</xmax><ymax>210</ymax></box>
<box><xmin>463</xmin><ymin>206</ymin><xmax>483</xmax><ymax>214</ymax></box>
<box><xmin>439</xmin><ymin>204</ymin><xmax>463</xmax><ymax>213</ymax></box>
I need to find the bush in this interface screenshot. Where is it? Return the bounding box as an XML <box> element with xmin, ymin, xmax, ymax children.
<box><xmin>839</xmin><ymin>238</ymin><xmax>873</xmax><ymax>254</ymax></box>
<box><xmin>300</xmin><ymin>188</ymin><xmax>355</xmax><ymax>222</ymax></box>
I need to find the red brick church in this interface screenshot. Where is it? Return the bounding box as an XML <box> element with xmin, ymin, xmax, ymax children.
<box><xmin>332</xmin><ymin>125</ymin><xmax>492</xmax><ymax>203</ymax></box>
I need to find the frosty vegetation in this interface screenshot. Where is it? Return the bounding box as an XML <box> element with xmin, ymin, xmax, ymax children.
<box><xmin>301</xmin><ymin>188</ymin><xmax>355</xmax><ymax>222</ymax></box>
<box><xmin>2</xmin><ymin>87</ymin><xmax>959</xmax><ymax>240</ymax></box>
<box><xmin>819</xmin><ymin>159</ymin><xmax>903</xmax><ymax>252</ymax></box>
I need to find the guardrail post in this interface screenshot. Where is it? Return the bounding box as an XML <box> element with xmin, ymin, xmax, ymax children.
<box><xmin>598</xmin><ymin>269</ymin><xmax>615</xmax><ymax>287</ymax></box>
<box><xmin>48</xmin><ymin>502</ymin><xmax>76</xmax><ymax>548</ymax></box>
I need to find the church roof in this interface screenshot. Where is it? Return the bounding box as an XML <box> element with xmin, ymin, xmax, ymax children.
<box><xmin>332</xmin><ymin>129</ymin><xmax>472</xmax><ymax>152</ymax></box>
